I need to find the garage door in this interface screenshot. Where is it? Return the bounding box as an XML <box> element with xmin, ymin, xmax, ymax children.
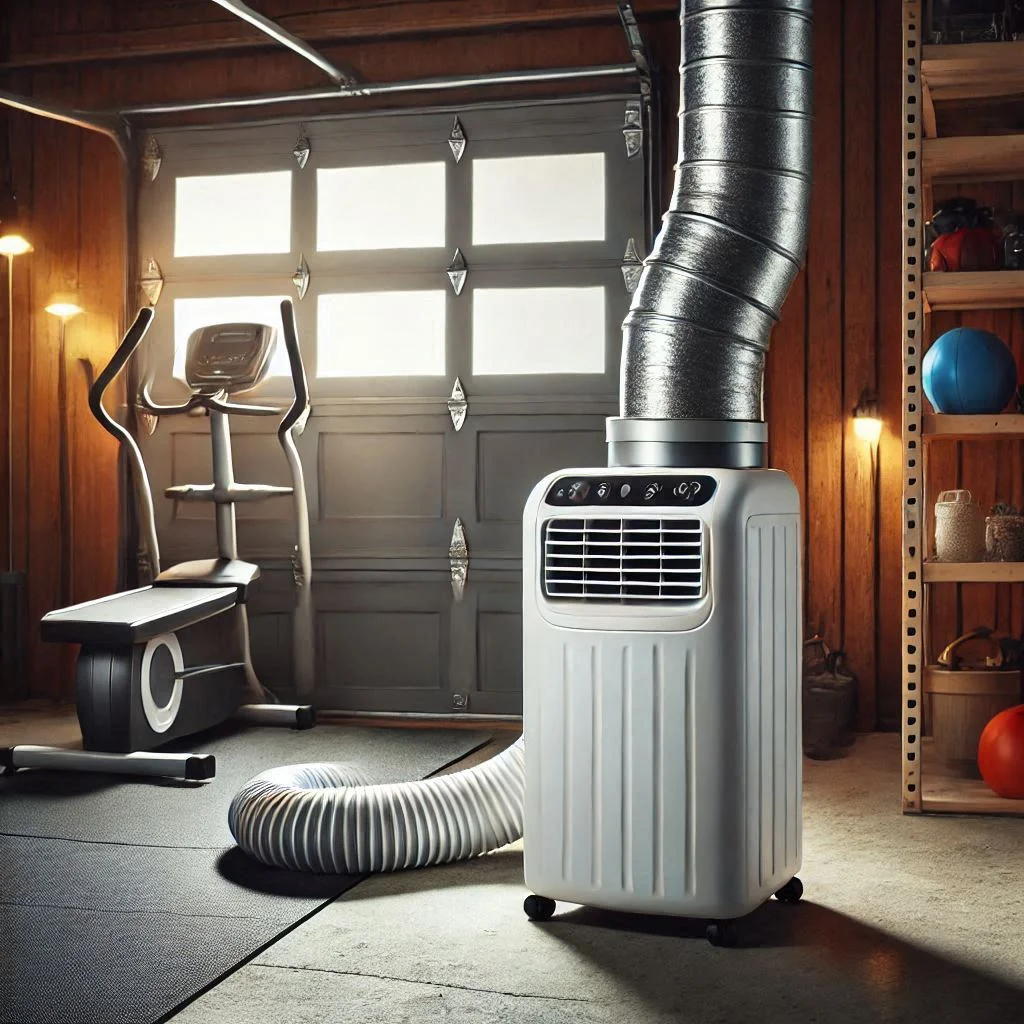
<box><xmin>135</xmin><ymin>96</ymin><xmax>647</xmax><ymax>715</ymax></box>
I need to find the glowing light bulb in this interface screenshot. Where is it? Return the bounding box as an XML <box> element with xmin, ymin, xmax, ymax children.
<box><xmin>45</xmin><ymin>302</ymin><xmax>84</xmax><ymax>319</ymax></box>
<box><xmin>0</xmin><ymin>234</ymin><xmax>32</xmax><ymax>257</ymax></box>
<box><xmin>853</xmin><ymin>413</ymin><xmax>883</xmax><ymax>445</ymax></box>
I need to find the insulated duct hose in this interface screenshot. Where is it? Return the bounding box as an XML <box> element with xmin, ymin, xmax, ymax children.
<box><xmin>229</xmin><ymin>0</ymin><xmax>813</xmax><ymax>874</ymax></box>
<box><xmin>621</xmin><ymin>0</ymin><xmax>812</xmax><ymax>421</ymax></box>
<box><xmin>229</xmin><ymin>736</ymin><xmax>524</xmax><ymax>873</ymax></box>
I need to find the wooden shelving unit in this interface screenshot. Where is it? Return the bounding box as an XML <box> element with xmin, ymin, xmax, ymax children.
<box><xmin>924</xmin><ymin>271</ymin><xmax>1024</xmax><ymax>312</ymax></box>
<box><xmin>923</xmin><ymin>412</ymin><xmax>1024</xmax><ymax>438</ymax></box>
<box><xmin>923</xmin><ymin>561</ymin><xmax>1024</xmax><ymax>583</ymax></box>
<box><xmin>922</xmin><ymin>40</ymin><xmax>1024</xmax><ymax>104</ymax></box>
<box><xmin>902</xmin><ymin>2</ymin><xmax>1024</xmax><ymax>819</ymax></box>
<box><xmin>923</xmin><ymin>134</ymin><xmax>1024</xmax><ymax>183</ymax></box>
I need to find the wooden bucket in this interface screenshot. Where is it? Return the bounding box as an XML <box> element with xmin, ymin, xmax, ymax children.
<box><xmin>924</xmin><ymin>666</ymin><xmax>1022</xmax><ymax>775</ymax></box>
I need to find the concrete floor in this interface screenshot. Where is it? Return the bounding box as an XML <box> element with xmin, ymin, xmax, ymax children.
<box><xmin>167</xmin><ymin>732</ymin><xmax>1024</xmax><ymax>1024</ymax></box>
<box><xmin>5</xmin><ymin>707</ymin><xmax>1023</xmax><ymax>1023</ymax></box>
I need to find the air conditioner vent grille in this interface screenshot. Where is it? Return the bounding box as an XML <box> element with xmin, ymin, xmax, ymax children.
<box><xmin>542</xmin><ymin>517</ymin><xmax>705</xmax><ymax>603</ymax></box>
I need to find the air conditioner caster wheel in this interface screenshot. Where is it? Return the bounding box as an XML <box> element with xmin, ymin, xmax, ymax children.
<box><xmin>706</xmin><ymin>920</ymin><xmax>738</xmax><ymax>948</ymax></box>
<box><xmin>774</xmin><ymin>876</ymin><xmax>804</xmax><ymax>904</ymax></box>
<box><xmin>523</xmin><ymin>895</ymin><xmax>556</xmax><ymax>921</ymax></box>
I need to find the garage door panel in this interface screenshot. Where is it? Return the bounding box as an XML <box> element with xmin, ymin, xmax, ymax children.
<box><xmin>467</xmin><ymin>414</ymin><xmax>608</xmax><ymax>558</ymax></box>
<box><xmin>314</xmin><ymin>581</ymin><xmax>450</xmax><ymax>700</ymax></box>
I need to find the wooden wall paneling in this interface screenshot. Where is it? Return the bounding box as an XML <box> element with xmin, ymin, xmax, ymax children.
<box><xmin>2</xmin><ymin>98</ymin><xmax>38</xmax><ymax>701</ymax></box>
<box><xmin>876</xmin><ymin>0</ymin><xmax>908</xmax><ymax>729</ymax></box>
<box><xmin>70</xmin><ymin>131</ymin><xmax>125</xmax><ymax>615</ymax></box>
<box><xmin>24</xmin><ymin>71</ymin><xmax>83</xmax><ymax>700</ymax></box>
<box><xmin>805</xmin><ymin>0</ymin><xmax>844</xmax><ymax>644</ymax></box>
<box><xmin>842</xmin><ymin>0</ymin><xmax>878</xmax><ymax>729</ymax></box>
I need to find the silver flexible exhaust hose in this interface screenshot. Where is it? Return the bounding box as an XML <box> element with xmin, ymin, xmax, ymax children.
<box><xmin>229</xmin><ymin>737</ymin><xmax>524</xmax><ymax>873</ymax></box>
<box><xmin>621</xmin><ymin>0</ymin><xmax>812</xmax><ymax>421</ymax></box>
<box><xmin>230</xmin><ymin>0</ymin><xmax>812</xmax><ymax>875</ymax></box>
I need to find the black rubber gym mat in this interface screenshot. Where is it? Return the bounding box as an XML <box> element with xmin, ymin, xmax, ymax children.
<box><xmin>0</xmin><ymin>721</ymin><xmax>489</xmax><ymax>846</ymax></box>
<box><xmin>0</xmin><ymin>724</ymin><xmax>492</xmax><ymax>1024</ymax></box>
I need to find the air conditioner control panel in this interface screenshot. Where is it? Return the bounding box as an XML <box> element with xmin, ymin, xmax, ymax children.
<box><xmin>544</xmin><ymin>474</ymin><xmax>717</xmax><ymax>507</ymax></box>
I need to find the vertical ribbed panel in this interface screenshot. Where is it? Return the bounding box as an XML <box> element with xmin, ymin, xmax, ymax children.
<box><xmin>746</xmin><ymin>515</ymin><xmax>801</xmax><ymax>889</ymax></box>
<box><xmin>546</xmin><ymin>639</ymin><xmax>696</xmax><ymax>900</ymax></box>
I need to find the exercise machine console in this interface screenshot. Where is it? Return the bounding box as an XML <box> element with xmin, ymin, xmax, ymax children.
<box><xmin>2</xmin><ymin>299</ymin><xmax>314</xmax><ymax>780</ymax></box>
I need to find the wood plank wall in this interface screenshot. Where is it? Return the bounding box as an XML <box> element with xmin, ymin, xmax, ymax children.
<box><xmin>0</xmin><ymin>0</ymin><xmax>908</xmax><ymax>728</ymax></box>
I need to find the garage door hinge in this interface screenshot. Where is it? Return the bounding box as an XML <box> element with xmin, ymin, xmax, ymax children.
<box><xmin>450</xmin><ymin>518</ymin><xmax>469</xmax><ymax>601</ymax></box>
<box><xmin>622</xmin><ymin>100</ymin><xmax>643</xmax><ymax>158</ymax></box>
<box><xmin>448</xmin><ymin>377</ymin><xmax>468</xmax><ymax>431</ymax></box>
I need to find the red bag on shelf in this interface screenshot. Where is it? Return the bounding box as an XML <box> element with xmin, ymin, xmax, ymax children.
<box><xmin>928</xmin><ymin>226</ymin><xmax>1004</xmax><ymax>272</ymax></box>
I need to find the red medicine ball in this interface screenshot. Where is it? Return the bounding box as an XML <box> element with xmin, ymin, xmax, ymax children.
<box><xmin>978</xmin><ymin>704</ymin><xmax>1024</xmax><ymax>800</ymax></box>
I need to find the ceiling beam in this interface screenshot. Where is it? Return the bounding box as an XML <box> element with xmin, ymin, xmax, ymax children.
<box><xmin>0</xmin><ymin>0</ymin><xmax>679</xmax><ymax>70</ymax></box>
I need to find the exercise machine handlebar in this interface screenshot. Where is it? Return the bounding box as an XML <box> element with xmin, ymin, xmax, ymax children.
<box><xmin>90</xmin><ymin>306</ymin><xmax>163</xmax><ymax>576</ymax></box>
<box><xmin>277</xmin><ymin>299</ymin><xmax>312</xmax><ymax>594</ymax></box>
<box><xmin>278</xmin><ymin>299</ymin><xmax>311</xmax><ymax>439</ymax></box>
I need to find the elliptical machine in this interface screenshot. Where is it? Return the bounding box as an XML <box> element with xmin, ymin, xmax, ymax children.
<box><xmin>2</xmin><ymin>299</ymin><xmax>315</xmax><ymax>781</ymax></box>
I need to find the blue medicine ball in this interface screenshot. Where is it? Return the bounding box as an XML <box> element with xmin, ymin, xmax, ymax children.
<box><xmin>922</xmin><ymin>327</ymin><xmax>1017</xmax><ymax>415</ymax></box>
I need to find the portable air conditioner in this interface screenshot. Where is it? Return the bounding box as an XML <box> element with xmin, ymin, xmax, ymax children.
<box><xmin>522</xmin><ymin>466</ymin><xmax>802</xmax><ymax>937</ymax></box>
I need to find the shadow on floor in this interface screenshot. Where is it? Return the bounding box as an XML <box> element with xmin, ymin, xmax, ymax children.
<box><xmin>539</xmin><ymin>891</ymin><xmax>1024</xmax><ymax>1021</ymax></box>
<box><xmin>329</xmin><ymin>846</ymin><xmax>1023</xmax><ymax>1022</ymax></box>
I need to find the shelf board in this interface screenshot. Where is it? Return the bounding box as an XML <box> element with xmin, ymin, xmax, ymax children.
<box><xmin>922</xmin><ymin>779</ymin><xmax>1024</xmax><ymax>816</ymax></box>
<box><xmin>923</xmin><ymin>133</ymin><xmax>1024</xmax><ymax>183</ymax></box>
<box><xmin>923</xmin><ymin>270</ymin><xmax>1024</xmax><ymax>311</ymax></box>
<box><xmin>924</xmin><ymin>560</ymin><xmax>1024</xmax><ymax>582</ymax></box>
<box><xmin>923</xmin><ymin>413</ymin><xmax>1024</xmax><ymax>439</ymax></box>
<box><xmin>922</xmin><ymin>41</ymin><xmax>1024</xmax><ymax>104</ymax></box>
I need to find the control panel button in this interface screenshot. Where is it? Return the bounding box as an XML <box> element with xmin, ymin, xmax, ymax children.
<box><xmin>643</xmin><ymin>482</ymin><xmax>662</xmax><ymax>501</ymax></box>
<box><xmin>596</xmin><ymin>482</ymin><xmax>610</xmax><ymax>500</ymax></box>
<box><xmin>619</xmin><ymin>483</ymin><xmax>631</xmax><ymax>499</ymax></box>
<box><xmin>568</xmin><ymin>481</ymin><xmax>591</xmax><ymax>503</ymax></box>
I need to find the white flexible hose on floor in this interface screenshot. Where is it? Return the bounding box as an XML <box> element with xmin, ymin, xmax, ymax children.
<box><xmin>228</xmin><ymin>736</ymin><xmax>524</xmax><ymax>873</ymax></box>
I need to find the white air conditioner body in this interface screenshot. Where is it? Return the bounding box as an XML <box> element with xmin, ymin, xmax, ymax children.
<box><xmin>522</xmin><ymin>466</ymin><xmax>802</xmax><ymax>920</ymax></box>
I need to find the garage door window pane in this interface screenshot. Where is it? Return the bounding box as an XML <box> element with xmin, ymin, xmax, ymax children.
<box><xmin>175</xmin><ymin>172</ymin><xmax>291</xmax><ymax>257</ymax></box>
<box><xmin>472</xmin><ymin>153</ymin><xmax>605</xmax><ymax>245</ymax></box>
<box><xmin>318</xmin><ymin>291</ymin><xmax>446</xmax><ymax>377</ymax></box>
<box><xmin>173</xmin><ymin>296</ymin><xmax>291</xmax><ymax>380</ymax></box>
<box><xmin>317</xmin><ymin>163</ymin><xmax>446</xmax><ymax>251</ymax></box>
<box><xmin>473</xmin><ymin>287</ymin><xmax>605</xmax><ymax>375</ymax></box>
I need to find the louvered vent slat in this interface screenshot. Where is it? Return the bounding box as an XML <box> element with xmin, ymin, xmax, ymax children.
<box><xmin>542</xmin><ymin>517</ymin><xmax>705</xmax><ymax>603</ymax></box>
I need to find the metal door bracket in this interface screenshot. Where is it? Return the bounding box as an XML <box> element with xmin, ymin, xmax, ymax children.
<box><xmin>292</xmin><ymin>254</ymin><xmax>310</xmax><ymax>300</ymax></box>
<box><xmin>448</xmin><ymin>117</ymin><xmax>467</xmax><ymax>163</ymax></box>
<box><xmin>447</xmin><ymin>248</ymin><xmax>468</xmax><ymax>296</ymax></box>
<box><xmin>449</xmin><ymin>518</ymin><xmax>469</xmax><ymax>601</ymax></box>
<box><xmin>140</xmin><ymin>257</ymin><xmax>164</xmax><ymax>306</ymax></box>
<box><xmin>448</xmin><ymin>377</ymin><xmax>468</xmax><ymax>431</ymax></box>
<box><xmin>622</xmin><ymin>100</ymin><xmax>643</xmax><ymax>158</ymax></box>
<box><xmin>621</xmin><ymin>237</ymin><xmax>644</xmax><ymax>293</ymax></box>
<box><xmin>293</xmin><ymin>129</ymin><xmax>311</xmax><ymax>169</ymax></box>
<box><xmin>141</xmin><ymin>135</ymin><xmax>162</xmax><ymax>181</ymax></box>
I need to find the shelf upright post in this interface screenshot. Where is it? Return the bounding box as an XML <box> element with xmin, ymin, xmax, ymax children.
<box><xmin>902</xmin><ymin>0</ymin><xmax>926</xmax><ymax>814</ymax></box>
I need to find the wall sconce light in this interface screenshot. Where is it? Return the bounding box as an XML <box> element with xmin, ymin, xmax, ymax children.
<box><xmin>0</xmin><ymin>233</ymin><xmax>33</xmax><ymax>258</ymax></box>
<box><xmin>45</xmin><ymin>299</ymin><xmax>84</xmax><ymax>610</ymax></box>
<box><xmin>853</xmin><ymin>390</ymin><xmax>883</xmax><ymax>446</ymax></box>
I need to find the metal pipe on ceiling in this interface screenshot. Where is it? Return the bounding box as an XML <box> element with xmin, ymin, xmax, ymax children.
<box><xmin>0</xmin><ymin>89</ymin><xmax>129</xmax><ymax>162</ymax></box>
<box><xmin>208</xmin><ymin>0</ymin><xmax>360</xmax><ymax>88</ymax></box>
<box><xmin>115</xmin><ymin>63</ymin><xmax>638</xmax><ymax>117</ymax></box>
